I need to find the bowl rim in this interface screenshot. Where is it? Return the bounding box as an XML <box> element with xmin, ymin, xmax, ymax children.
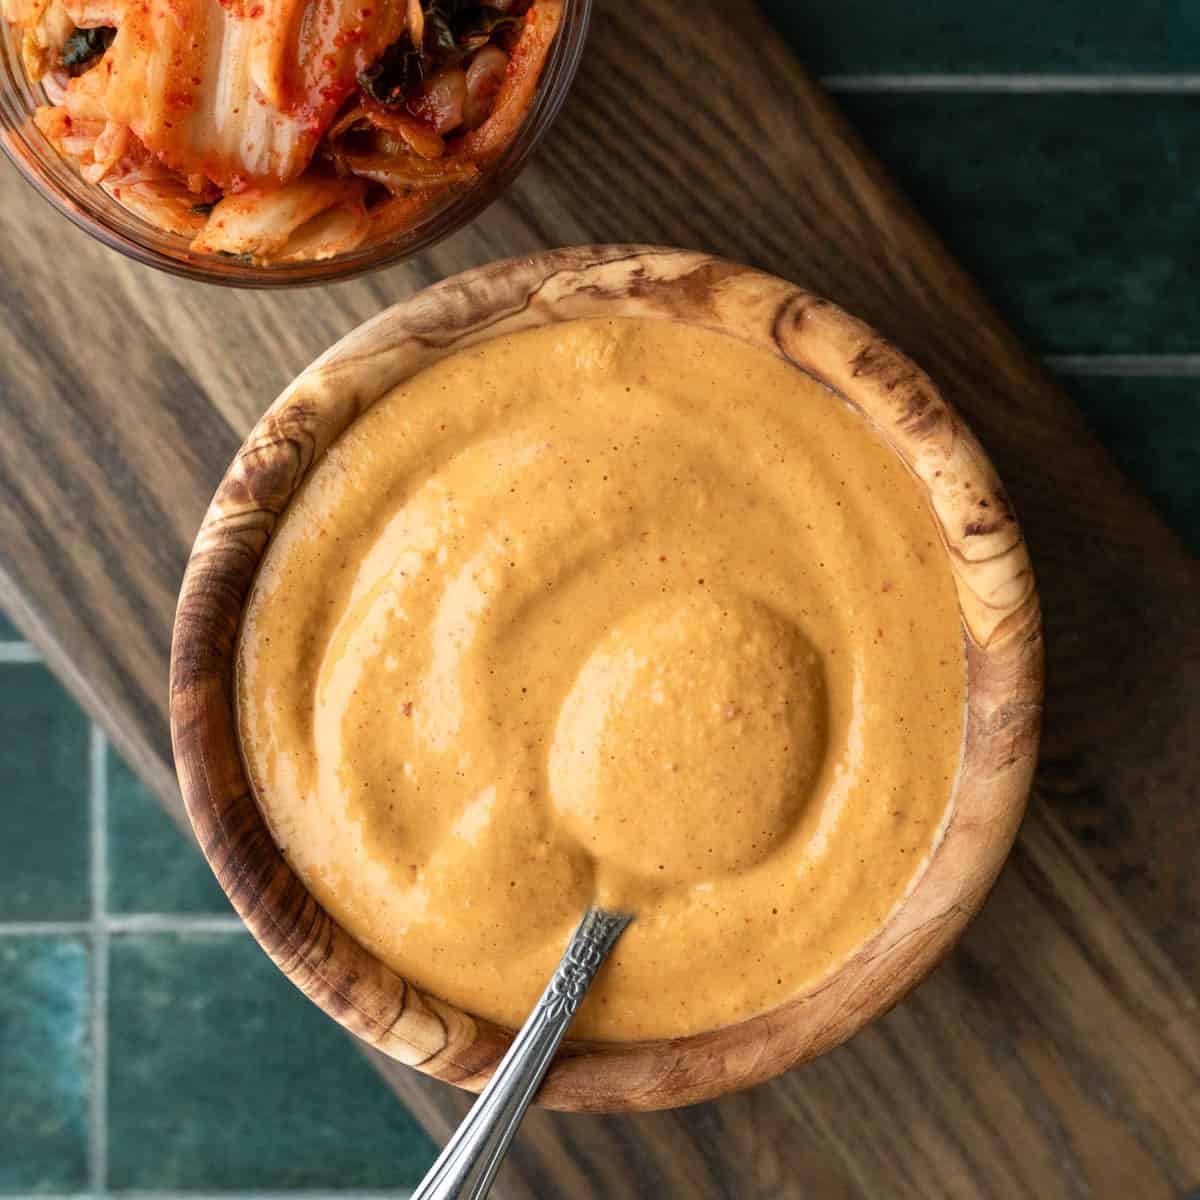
<box><xmin>0</xmin><ymin>0</ymin><xmax>592</xmax><ymax>288</ymax></box>
<box><xmin>169</xmin><ymin>244</ymin><xmax>1043</xmax><ymax>1111</ymax></box>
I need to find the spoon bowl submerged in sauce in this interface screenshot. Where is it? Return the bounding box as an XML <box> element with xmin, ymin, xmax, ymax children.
<box><xmin>170</xmin><ymin>246</ymin><xmax>1042</xmax><ymax>1111</ymax></box>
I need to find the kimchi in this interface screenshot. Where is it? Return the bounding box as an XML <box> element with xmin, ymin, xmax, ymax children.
<box><xmin>4</xmin><ymin>0</ymin><xmax>563</xmax><ymax>262</ymax></box>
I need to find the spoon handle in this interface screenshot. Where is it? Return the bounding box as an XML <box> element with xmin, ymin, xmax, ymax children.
<box><xmin>411</xmin><ymin>906</ymin><xmax>633</xmax><ymax>1200</ymax></box>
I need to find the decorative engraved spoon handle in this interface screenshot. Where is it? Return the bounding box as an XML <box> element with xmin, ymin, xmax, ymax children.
<box><xmin>411</xmin><ymin>906</ymin><xmax>632</xmax><ymax>1200</ymax></box>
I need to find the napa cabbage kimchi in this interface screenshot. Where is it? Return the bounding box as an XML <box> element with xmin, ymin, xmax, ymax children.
<box><xmin>4</xmin><ymin>0</ymin><xmax>562</xmax><ymax>261</ymax></box>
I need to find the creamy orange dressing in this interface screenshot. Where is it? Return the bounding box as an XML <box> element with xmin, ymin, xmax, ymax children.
<box><xmin>236</xmin><ymin>318</ymin><xmax>965</xmax><ymax>1041</ymax></box>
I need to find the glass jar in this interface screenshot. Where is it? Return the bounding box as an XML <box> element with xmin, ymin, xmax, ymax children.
<box><xmin>0</xmin><ymin>0</ymin><xmax>591</xmax><ymax>286</ymax></box>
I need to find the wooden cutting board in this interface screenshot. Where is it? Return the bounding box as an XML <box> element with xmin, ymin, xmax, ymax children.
<box><xmin>3</xmin><ymin>2</ymin><xmax>1199</xmax><ymax>1195</ymax></box>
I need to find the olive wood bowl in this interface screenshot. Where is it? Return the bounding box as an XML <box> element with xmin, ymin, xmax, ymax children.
<box><xmin>169</xmin><ymin>245</ymin><xmax>1043</xmax><ymax>1112</ymax></box>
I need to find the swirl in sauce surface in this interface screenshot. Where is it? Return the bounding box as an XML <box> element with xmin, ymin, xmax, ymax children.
<box><xmin>237</xmin><ymin>318</ymin><xmax>965</xmax><ymax>1041</ymax></box>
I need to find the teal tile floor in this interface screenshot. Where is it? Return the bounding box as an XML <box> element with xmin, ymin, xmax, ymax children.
<box><xmin>0</xmin><ymin>938</ymin><xmax>89</xmax><ymax>1193</ymax></box>
<box><xmin>767</xmin><ymin>0</ymin><xmax>1200</xmax><ymax>74</ymax></box>
<box><xmin>838</xmin><ymin>93</ymin><xmax>1200</xmax><ymax>354</ymax></box>
<box><xmin>108</xmin><ymin>935</ymin><xmax>434</xmax><ymax>1192</ymax></box>
<box><xmin>0</xmin><ymin>660</ymin><xmax>435</xmax><ymax>1196</ymax></box>
<box><xmin>0</xmin><ymin>664</ymin><xmax>88</xmax><ymax>922</ymax></box>
<box><xmin>4</xmin><ymin>2</ymin><xmax>1200</xmax><ymax>1196</ymax></box>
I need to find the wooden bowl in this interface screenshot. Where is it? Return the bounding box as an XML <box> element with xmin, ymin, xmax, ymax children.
<box><xmin>169</xmin><ymin>245</ymin><xmax>1043</xmax><ymax>1112</ymax></box>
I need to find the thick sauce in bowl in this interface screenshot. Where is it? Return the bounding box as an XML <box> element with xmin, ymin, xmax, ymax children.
<box><xmin>236</xmin><ymin>317</ymin><xmax>965</xmax><ymax>1041</ymax></box>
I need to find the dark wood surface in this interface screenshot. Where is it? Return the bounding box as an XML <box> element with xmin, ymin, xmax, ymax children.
<box><xmin>3</xmin><ymin>0</ymin><xmax>1200</xmax><ymax>1194</ymax></box>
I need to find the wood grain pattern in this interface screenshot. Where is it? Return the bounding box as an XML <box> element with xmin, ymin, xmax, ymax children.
<box><xmin>169</xmin><ymin>246</ymin><xmax>1042</xmax><ymax>1110</ymax></box>
<box><xmin>1</xmin><ymin>0</ymin><xmax>1199</xmax><ymax>1191</ymax></box>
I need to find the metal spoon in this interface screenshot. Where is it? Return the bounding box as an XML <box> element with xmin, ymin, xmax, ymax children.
<box><xmin>411</xmin><ymin>906</ymin><xmax>633</xmax><ymax>1200</ymax></box>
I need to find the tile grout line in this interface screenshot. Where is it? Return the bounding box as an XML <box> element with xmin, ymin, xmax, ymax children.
<box><xmin>116</xmin><ymin>1192</ymin><xmax>416</xmax><ymax>1199</ymax></box>
<box><xmin>0</xmin><ymin>915</ymin><xmax>248</xmax><ymax>937</ymax></box>
<box><xmin>821</xmin><ymin>73</ymin><xmax>1200</xmax><ymax>93</ymax></box>
<box><xmin>0</xmin><ymin>920</ymin><xmax>92</xmax><ymax>936</ymax></box>
<box><xmin>0</xmin><ymin>641</ymin><xmax>41</xmax><ymax>662</ymax></box>
<box><xmin>26</xmin><ymin>1193</ymin><xmax>414</xmax><ymax>1199</ymax></box>
<box><xmin>105</xmin><ymin>914</ymin><xmax>246</xmax><ymax>934</ymax></box>
<box><xmin>30</xmin><ymin>1191</ymin><xmax>418</xmax><ymax>1198</ymax></box>
<box><xmin>122</xmin><ymin>1194</ymin><xmax>416</xmax><ymax>1199</ymax></box>
<box><xmin>89</xmin><ymin>724</ymin><xmax>110</xmax><ymax>1200</ymax></box>
<box><xmin>1046</xmin><ymin>354</ymin><xmax>1200</xmax><ymax>377</ymax></box>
